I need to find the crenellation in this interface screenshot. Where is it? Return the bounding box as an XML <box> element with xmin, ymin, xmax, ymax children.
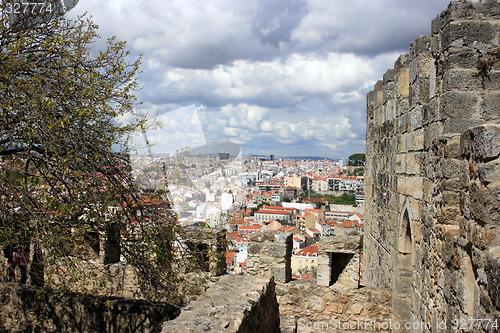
<box><xmin>365</xmin><ymin>1</ymin><xmax>499</xmax><ymax>330</ymax></box>
<box><xmin>431</xmin><ymin>0</ymin><xmax>500</xmax><ymax>35</ymax></box>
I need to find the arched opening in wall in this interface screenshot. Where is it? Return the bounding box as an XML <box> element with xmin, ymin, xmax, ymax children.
<box><xmin>394</xmin><ymin>203</ymin><xmax>415</xmax><ymax>321</ymax></box>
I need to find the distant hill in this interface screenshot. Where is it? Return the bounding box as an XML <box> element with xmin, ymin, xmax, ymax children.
<box><xmin>283</xmin><ymin>156</ymin><xmax>334</xmax><ymax>161</ymax></box>
<box><xmin>188</xmin><ymin>142</ymin><xmax>241</xmax><ymax>157</ymax></box>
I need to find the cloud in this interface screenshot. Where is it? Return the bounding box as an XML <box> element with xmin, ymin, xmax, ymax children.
<box><xmin>69</xmin><ymin>0</ymin><xmax>452</xmax><ymax>159</ymax></box>
<box><xmin>139</xmin><ymin>52</ymin><xmax>378</xmax><ymax>108</ymax></box>
<box><xmin>130</xmin><ymin>104</ymin><xmax>206</xmax><ymax>156</ymax></box>
<box><xmin>291</xmin><ymin>0</ymin><xmax>451</xmax><ymax>55</ymax></box>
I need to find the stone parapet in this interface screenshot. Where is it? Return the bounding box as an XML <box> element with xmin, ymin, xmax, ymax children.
<box><xmin>246</xmin><ymin>231</ymin><xmax>292</xmax><ymax>283</ymax></box>
<box><xmin>162</xmin><ymin>275</ymin><xmax>280</xmax><ymax>333</ymax></box>
<box><xmin>0</xmin><ymin>283</ymin><xmax>179</xmax><ymax>333</ymax></box>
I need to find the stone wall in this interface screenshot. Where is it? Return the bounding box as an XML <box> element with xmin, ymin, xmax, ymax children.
<box><xmin>36</xmin><ymin>227</ymin><xmax>226</xmax><ymax>305</ymax></box>
<box><xmin>365</xmin><ymin>0</ymin><xmax>499</xmax><ymax>331</ymax></box>
<box><xmin>278</xmin><ymin>282</ymin><xmax>393</xmax><ymax>333</ymax></box>
<box><xmin>246</xmin><ymin>231</ymin><xmax>292</xmax><ymax>283</ymax></box>
<box><xmin>317</xmin><ymin>236</ymin><xmax>361</xmax><ymax>289</ymax></box>
<box><xmin>0</xmin><ymin>283</ymin><xmax>180</xmax><ymax>333</ymax></box>
<box><xmin>162</xmin><ymin>275</ymin><xmax>280</xmax><ymax>333</ymax></box>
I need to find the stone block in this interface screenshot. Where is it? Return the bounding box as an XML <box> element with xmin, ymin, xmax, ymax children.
<box><xmin>395</xmin><ymin>154</ymin><xmax>406</xmax><ymax>174</ymax></box>
<box><xmin>442</xmin><ymin>46</ymin><xmax>481</xmax><ymax>70</ymax></box>
<box><xmin>397</xmin><ymin>97</ymin><xmax>409</xmax><ymax>118</ymax></box>
<box><xmin>439</xmin><ymin>206</ymin><xmax>461</xmax><ymax>224</ymax></box>
<box><xmin>429</xmin><ymin>59</ymin><xmax>437</xmax><ymax>99</ymax></box>
<box><xmin>407</xmin><ymin>128</ymin><xmax>424</xmax><ymax>152</ymax></box>
<box><xmin>383</xmin><ymin>68</ymin><xmax>396</xmax><ymax>83</ymax></box>
<box><xmin>398</xmin><ymin>113</ymin><xmax>409</xmax><ymax>133</ymax></box>
<box><xmin>444</xmin><ymin>118</ymin><xmax>485</xmax><ymax>134</ymax></box>
<box><xmin>410</xmin><ymin>35</ymin><xmax>431</xmax><ymax>59</ymax></box>
<box><xmin>248</xmin><ymin>243</ymin><xmax>263</xmax><ymax>254</ymax></box>
<box><xmin>477</xmin><ymin>161</ymin><xmax>500</xmax><ymax>187</ymax></box>
<box><xmin>482</xmin><ymin>92</ymin><xmax>500</xmax><ymax>121</ymax></box>
<box><xmin>424</xmin><ymin>122</ymin><xmax>443</xmax><ymax>150</ymax></box>
<box><xmin>441</xmin><ymin>178</ymin><xmax>461</xmax><ymax>192</ymax></box>
<box><xmin>274</xmin><ymin>232</ymin><xmax>292</xmax><ymax>244</ymax></box>
<box><xmin>395</xmin><ymin>54</ymin><xmax>410</xmax><ymax>71</ymax></box>
<box><xmin>409</xmin><ymin>107</ymin><xmax>423</xmax><ymax>131</ymax></box>
<box><xmin>442</xmin><ymin>158</ymin><xmax>465</xmax><ymax>179</ymax></box>
<box><xmin>481</xmin><ymin>69</ymin><xmax>500</xmax><ymax>90</ymax></box>
<box><xmin>385</xmin><ymin>99</ymin><xmax>396</xmax><ymax>121</ymax></box>
<box><xmin>316</xmin><ymin>264</ymin><xmax>330</xmax><ymax>287</ymax></box>
<box><xmin>367</xmin><ymin>91</ymin><xmax>375</xmax><ymax>120</ymax></box>
<box><xmin>374</xmin><ymin>81</ymin><xmax>384</xmax><ymax>108</ymax></box>
<box><xmin>410</xmin><ymin>178</ymin><xmax>424</xmax><ymax>200</ymax></box>
<box><xmin>422</xmin><ymin>99</ymin><xmax>439</xmax><ymax>125</ymax></box>
<box><xmin>440</xmin><ymin>133</ymin><xmax>462</xmax><ymax>159</ymax></box>
<box><xmin>318</xmin><ymin>255</ymin><xmax>330</xmax><ymax>266</ymax></box>
<box><xmin>444</xmin><ymin>225</ymin><xmax>460</xmax><ymax>237</ymax></box>
<box><xmin>406</xmin><ymin>152</ymin><xmax>422</xmax><ymax>175</ymax></box>
<box><xmin>271</xmin><ymin>265</ymin><xmax>288</xmax><ymax>283</ymax></box>
<box><xmin>409</xmin><ymin>73</ymin><xmax>431</xmax><ymax>108</ymax></box>
<box><xmin>442</xmin><ymin>69</ymin><xmax>485</xmax><ymax>92</ymax></box>
<box><xmin>268</xmin><ymin>244</ymin><xmax>287</xmax><ymax>258</ymax></box>
<box><xmin>440</xmin><ymin>21</ymin><xmax>498</xmax><ymax>51</ymax></box>
<box><xmin>460</xmin><ymin>123</ymin><xmax>500</xmax><ymax>161</ymax></box>
<box><xmin>441</xmin><ymin>91</ymin><xmax>479</xmax><ymax>119</ymax></box>
<box><xmin>442</xmin><ymin>191</ymin><xmax>461</xmax><ymax>206</ymax></box>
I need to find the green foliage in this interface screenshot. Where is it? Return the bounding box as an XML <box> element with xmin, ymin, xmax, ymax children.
<box><xmin>0</xmin><ymin>8</ymin><xmax>179</xmax><ymax>300</ymax></box>
<box><xmin>348</xmin><ymin>153</ymin><xmax>365</xmax><ymax>166</ymax></box>
<box><xmin>348</xmin><ymin>153</ymin><xmax>366</xmax><ymax>161</ymax></box>
<box><xmin>331</xmin><ymin>192</ymin><xmax>356</xmax><ymax>206</ymax></box>
<box><xmin>302</xmin><ymin>191</ymin><xmax>356</xmax><ymax>206</ymax></box>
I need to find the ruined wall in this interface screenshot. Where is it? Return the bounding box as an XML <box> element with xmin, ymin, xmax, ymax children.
<box><xmin>365</xmin><ymin>0</ymin><xmax>499</xmax><ymax>330</ymax></box>
<box><xmin>317</xmin><ymin>235</ymin><xmax>361</xmax><ymax>289</ymax></box>
<box><xmin>162</xmin><ymin>275</ymin><xmax>280</xmax><ymax>333</ymax></box>
<box><xmin>278</xmin><ymin>283</ymin><xmax>393</xmax><ymax>333</ymax></box>
<box><xmin>0</xmin><ymin>283</ymin><xmax>180</xmax><ymax>333</ymax></box>
<box><xmin>246</xmin><ymin>231</ymin><xmax>292</xmax><ymax>283</ymax></box>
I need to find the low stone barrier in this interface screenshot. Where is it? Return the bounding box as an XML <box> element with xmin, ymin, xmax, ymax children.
<box><xmin>162</xmin><ymin>275</ymin><xmax>280</xmax><ymax>333</ymax></box>
<box><xmin>0</xmin><ymin>283</ymin><xmax>180</xmax><ymax>333</ymax></box>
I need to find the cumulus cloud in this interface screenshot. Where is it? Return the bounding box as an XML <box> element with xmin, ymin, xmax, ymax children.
<box><xmin>130</xmin><ymin>104</ymin><xmax>206</xmax><ymax>156</ymax></box>
<box><xmin>291</xmin><ymin>0</ymin><xmax>451</xmax><ymax>55</ymax></box>
<box><xmin>69</xmin><ymin>0</ymin><xmax>452</xmax><ymax>159</ymax></box>
<box><xmin>141</xmin><ymin>52</ymin><xmax>378</xmax><ymax>108</ymax></box>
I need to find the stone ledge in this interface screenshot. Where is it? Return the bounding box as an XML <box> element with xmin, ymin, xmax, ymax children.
<box><xmin>0</xmin><ymin>284</ymin><xmax>179</xmax><ymax>333</ymax></box>
<box><xmin>162</xmin><ymin>275</ymin><xmax>279</xmax><ymax>333</ymax></box>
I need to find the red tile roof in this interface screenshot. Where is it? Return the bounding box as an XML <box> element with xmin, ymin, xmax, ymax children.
<box><xmin>296</xmin><ymin>245</ymin><xmax>318</xmax><ymax>256</ymax></box>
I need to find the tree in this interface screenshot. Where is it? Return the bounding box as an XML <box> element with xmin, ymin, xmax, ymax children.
<box><xmin>348</xmin><ymin>153</ymin><xmax>365</xmax><ymax>166</ymax></box>
<box><xmin>0</xmin><ymin>4</ymin><xmax>178</xmax><ymax>300</ymax></box>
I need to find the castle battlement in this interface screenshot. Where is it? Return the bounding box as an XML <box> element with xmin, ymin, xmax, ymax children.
<box><xmin>365</xmin><ymin>0</ymin><xmax>499</xmax><ymax>329</ymax></box>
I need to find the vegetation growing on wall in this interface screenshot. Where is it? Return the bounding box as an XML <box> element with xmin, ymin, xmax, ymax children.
<box><xmin>0</xmin><ymin>4</ymin><xmax>180</xmax><ymax>301</ymax></box>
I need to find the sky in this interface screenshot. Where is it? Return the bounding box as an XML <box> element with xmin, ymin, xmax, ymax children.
<box><xmin>69</xmin><ymin>0</ymin><xmax>452</xmax><ymax>159</ymax></box>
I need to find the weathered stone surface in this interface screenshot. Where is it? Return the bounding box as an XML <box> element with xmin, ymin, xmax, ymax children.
<box><xmin>319</xmin><ymin>236</ymin><xmax>361</xmax><ymax>254</ymax></box>
<box><xmin>0</xmin><ymin>284</ymin><xmax>180</xmax><ymax>333</ymax></box>
<box><xmin>246</xmin><ymin>231</ymin><xmax>292</xmax><ymax>283</ymax></box>
<box><xmin>440</xmin><ymin>90</ymin><xmax>480</xmax><ymax>119</ymax></box>
<box><xmin>365</xmin><ymin>0</ymin><xmax>500</xmax><ymax>329</ymax></box>
<box><xmin>162</xmin><ymin>276</ymin><xmax>279</xmax><ymax>333</ymax></box>
<box><xmin>278</xmin><ymin>282</ymin><xmax>392</xmax><ymax>333</ymax></box>
<box><xmin>461</xmin><ymin>124</ymin><xmax>500</xmax><ymax>162</ymax></box>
